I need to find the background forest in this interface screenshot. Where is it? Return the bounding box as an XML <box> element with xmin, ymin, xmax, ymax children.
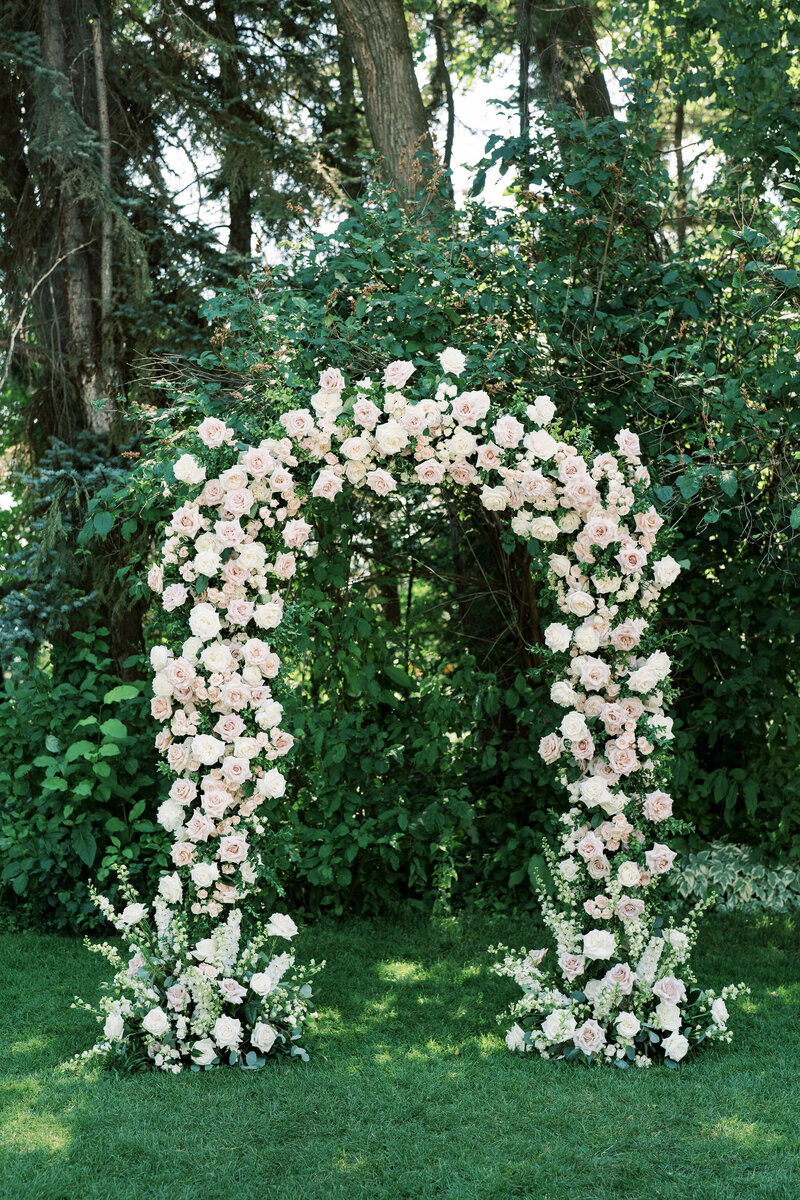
<box><xmin>1</xmin><ymin>0</ymin><xmax>799</xmax><ymax>930</ymax></box>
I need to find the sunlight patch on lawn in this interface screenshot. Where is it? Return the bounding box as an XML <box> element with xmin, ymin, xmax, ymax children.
<box><xmin>374</xmin><ymin>960</ymin><xmax>427</xmax><ymax>983</ymax></box>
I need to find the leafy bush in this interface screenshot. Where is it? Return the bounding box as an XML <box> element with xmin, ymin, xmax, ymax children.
<box><xmin>0</xmin><ymin>628</ymin><xmax>166</xmax><ymax>929</ymax></box>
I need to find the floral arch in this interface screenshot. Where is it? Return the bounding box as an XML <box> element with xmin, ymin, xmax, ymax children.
<box><xmin>82</xmin><ymin>350</ymin><xmax>742</xmax><ymax>1072</ymax></box>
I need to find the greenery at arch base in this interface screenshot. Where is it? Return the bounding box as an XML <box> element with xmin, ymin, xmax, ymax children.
<box><xmin>78</xmin><ymin>349</ymin><xmax>745</xmax><ymax>1072</ymax></box>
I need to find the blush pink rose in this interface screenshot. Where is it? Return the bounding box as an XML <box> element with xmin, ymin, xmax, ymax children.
<box><xmin>198</xmin><ymin>417</ymin><xmax>230</xmax><ymax>448</ymax></box>
<box><xmin>312</xmin><ymin>470</ymin><xmax>343</xmax><ymax>500</ymax></box>
<box><xmin>283</xmin><ymin>518</ymin><xmax>312</xmax><ymax>548</ymax></box>
<box><xmin>573</xmin><ymin>1019</ymin><xmax>606</xmax><ymax>1056</ymax></box>
<box><xmin>171</xmin><ymin>842</ymin><xmax>195</xmax><ymax>867</ymax></box>
<box><xmin>319</xmin><ymin>367</ymin><xmax>345</xmax><ymax>393</ymax></box>
<box><xmin>604</xmin><ymin>962</ymin><xmax>636</xmax><ymax>994</ymax></box>
<box><xmin>451</xmin><ymin>391</ymin><xmax>490</xmax><ymax>426</ymax></box>
<box><xmin>218</xmin><ymin>834</ymin><xmax>249</xmax><ymax>863</ymax></box>
<box><xmin>382</xmin><ymin>360</ymin><xmax>415</xmax><ymax>389</ymax></box>
<box><xmin>558</xmin><ymin>953</ymin><xmax>586</xmax><ymax>982</ymax></box>
<box><xmin>226</xmin><ymin>598</ymin><xmax>255</xmax><ymax>626</ymax></box>
<box><xmin>274</xmin><ymin>553</ymin><xmax>296</xmax><ymax>580</ymax></box>
<box><xmin>643</xmin><ymin>790</ymin><xmax>673</xmax><ymax>821</ymax></box>
<box><xmin>415</xmin><ymin>459</ymin><xmax>446</xmax><ymax>486</ymax></box>
<box><xmin>448</xmin><ymin>460</ymin><xmax>477</xmax><ymax>486</ymax></box>
<box><xmin>162</xmin><ymin>584</ymin><xmax>189</xmax><ymax>612</ymax></box>
<box><xmin>653</xmin><ymin>975</ymin><xmax>687</xmax><ymax>1004</ymax></box>
<box><xmin>280</xmin><ymin>410</ymin><xmax>315</xmax><ymax>440</ymax></box>
<box><xmin>365</xmin><ymin>469</ymin><xmax>397</xmax><ymax>496</ymax></box>
<box><xmin>645</xmin><ymin>843</ymin><xmax>677</xmax><ymax>874</ymax></box>
<box><xmin>538</xmin><ymin>732</ymin><xmax>563</xmax><ymax>764</ymax></box>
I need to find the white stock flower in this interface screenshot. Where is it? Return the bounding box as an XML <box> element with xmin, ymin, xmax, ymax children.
<box><xmin>505</xmin><ymin>1023</ymin><xmax>527</xmax><ymax>1052</ymax></box>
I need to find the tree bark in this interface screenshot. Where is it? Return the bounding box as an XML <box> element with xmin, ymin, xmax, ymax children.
<box><xmin>331</xmin><ymin>0</ymin><xmax>439</xmax><ymax>205</ymax></box>
<box><xmin>39</xmin><ymin>0</ymin><xmax>116</xmax><ymax>436</ymax></box>
<box><xmin>531</xmin><ymin>1</ymin><xmax>613</xmax><ymax>122</ymax></box>
<box><xmin>215</xmin><ymin>0</ymin><xmax>252</xmax><ymax>258</ymax></box>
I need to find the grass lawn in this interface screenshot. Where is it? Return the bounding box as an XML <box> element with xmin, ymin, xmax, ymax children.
<box><xmin>1</xmin><ymin>912</ymin><xmax>798</xmax><ymax>1200</ymax></box>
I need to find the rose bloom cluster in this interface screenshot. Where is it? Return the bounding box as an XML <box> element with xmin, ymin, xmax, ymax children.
<box><xmin>83</xmin><ymin>348</ymin><xmax>744</xmax><ymax>1070</ymax></box>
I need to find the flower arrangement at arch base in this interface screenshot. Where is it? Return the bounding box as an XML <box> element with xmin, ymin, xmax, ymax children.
<box><xmin>74</xmin><ymin>867</ymin><xmax>323</xmax><ymax>1073</ymax></box>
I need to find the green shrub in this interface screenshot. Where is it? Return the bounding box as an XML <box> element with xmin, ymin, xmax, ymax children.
<box><xmin>0</xmin><ymin>627</ymin><xmax>166</xmax><ymax>928</ymax></box>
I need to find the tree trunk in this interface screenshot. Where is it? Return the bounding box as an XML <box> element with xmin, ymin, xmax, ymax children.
<box><xmin>39</xmin><ymin>0</ymin><xmax>116</xmax><ymax>436</ymax></box>
<box><xmin>332</xmin><ymin>0</ymin><xmax>439</xmax><ymax>205</ymax></box>
<box><xmin>215</xmin><ymin>0</ymin><xmax>252</xmax><ymax>258</ymax></box>
<box><xmin>531</xmin><ymin>1</ymin><xmax>613</xmax><ymax>123</ymax></box>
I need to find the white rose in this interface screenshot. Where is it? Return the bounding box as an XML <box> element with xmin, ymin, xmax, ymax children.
<box><xmin>541</xmin><ymin>1009</ymin><xmax>577</xmax><ymax>1043</ymax></box>
<box><xmin>565</xmin><ymin>590</ymin><xmax>595</xmax><ymax>616</ymax></box>
<box><xmin>551</xmin><ymin>680</ymin><xmax>578</xmax><ymax>707</ymax></box>
<box><xmin>527</xmin><ymin>395</ymin><xmax>557</xmax><ymax>426</ymax></box>
<box><xmin>251</xmin><ymin>1022</ymin><xmax>278</xmax><ymax>1053</ymax></box>
<box><xmin>191</xmin><ymin>861</ymin><xmax>220</xmax><ymax>888</ymax></box>
<box><xmin>654</xmin><ymin>1001</ymin><xmax>682</xmax><ymax>1031</ymax></box>
<box><xmin>616</xmin><ymin>1011</ymin><xmax>641</xmax><ymax>1039</ymax></box>
<box><xmin>142</xmin><ymin>1007</ymin><xmax>170</xmax><ymax>1037</ymax></box>
<box><xmin>212</xmin><ymin>1015</ymin><xmax>242</xmax><ymax>1050</ymax></box>
<box><xmin>233</xmin><ymin>736</ymin><xmax>261</xmax><ymax>760</ymax></box>
<box><xmin>182</xmin><ymin>636</ymin><xmax>203</xmax><ymax>664</ymax></box>
<box><xmin>191</xmin><ymin>1038</ymin><xmax>217</xmax><ymax>1066</ymax></box>
<box><xmin>544</xmin><ymin>623</ymin><xmax>571</xmax><ymax>652</ymax></box>
<box><xmin>653</xmin><ymin>555</ymin><xmax>681</xmax><ymax>588</ymax></box>
<box><xmin>524</xmin><ymin>429</ymin><xmax>558</xmax><ymax>458</ymax></box>
<box><xmin>194</xmin><ymin>549</ymin><xmax>221</xmax><ymax>577</ymax></box>
<box><xmin>711</xmin><ymin>998</ymin><xmax>729</xmax><ymax>1028</ymax></box>
<box><xmin>582</xmin><ymin>929</ymin><xmax>616</xmax><ymax>960</ymax></box>
<box><xmin>266</xmin><ymin>912</ymin><xmax>298</xmax><ymax>940</ymax></box>
<box><xmin>438</xmin><ymin>346</ymin><xmax>467</xmax><ymax>376</ymax></box>
<box><xmin>257</xmin><ymin>768</ymin><xmax>286</xmax><ymax>799</ymax></box>
<box><xmin>150</xmin><ymin>645</ymin><xmax>171</xmax><ymax>672</ymax></box>
<box><xmin>159</xmin><ymin>872</ymin><xmax>183</xmax><ymax>904</ymax></box>
<box><xmin>662</xmin><ymin>1031</ymin><xmax>689</xmax><ymax>1062</ymax></box>
<box><xmin>617</xmin><ymin>860</ymin><xmax>641</xmax><ymax>888</ymax></box>
<box><xmin>449</xmin><ymin>427</ymin><xmax>477</xmax><ymax>457</ymax></box>
<box><xmin>664</xmin><ymin>929</ymin><xmax>689</xmax><ymax>953</ymax></box>
<box><xmin>173</xmin><ymin>453</ymin><xmax>206</xmax><ymax>485</ymax></box>
<box><xmin>254</xmin><ymin>601</ymin><xmax>283</xmax><ymax>630</ymax></box>
<box><xmin>529</xmin><ymin>516</ymin><xmax>560</xmax><ymax>541</ymax></box>
<box><xmin>558</xmin><ymin>511</ymin><xmax>582</xmax><ymax>533</ymax></box>
<box><xmin>561</xmin><ymin>711</ymin><xmax>588</xmax><ymax>741</ymax></box>
<box><xmin>559</xmin><ymin>858</ymin><xmax>580</xmax><ymax>882</ymax></box>
<box><xmin>255</xmin><ymin>700</ymin><xmax>283</xmax><ymax>728</ymax></box>
<box><xmin>200</xmin><ymin>642</ymin><xmax>234</xmax><ymax>673</ymax></box>
<box><xmin>574</xmin><ymin>624</ymin><xmax>601</xmax><ymax>653</ymax></box>
<box><xmin>152</xmin><ymin>673</ymin><xmax>172</xmax><ymax>698</ymax></box>
<box><xmin>249</xmin><ymin>972</ymin><xmax>273</xmax><ymax>996</ymax></box>
<box><xmin>192</xmin><ymin>734</ymin><xmax>226</xmax><ymax>766</ymax></box>
<box><xmin>104</xmin><ymin>1011</ymin><xmax>124</xmax><ymax>1041</ymax></box>
<box><xmin>375</xmin><ymin>419</ymin><xmax>408</xmax><ymax>455</ymax></box>
<box><xmin>119</xmin><ymin>903</ymin><xmax>147</xmax><ymax>927</ymax></box>
<box><xmin>188</xmin><ymin>602</ymin><xmax>222</xmax><ymax>642</ymax></box>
